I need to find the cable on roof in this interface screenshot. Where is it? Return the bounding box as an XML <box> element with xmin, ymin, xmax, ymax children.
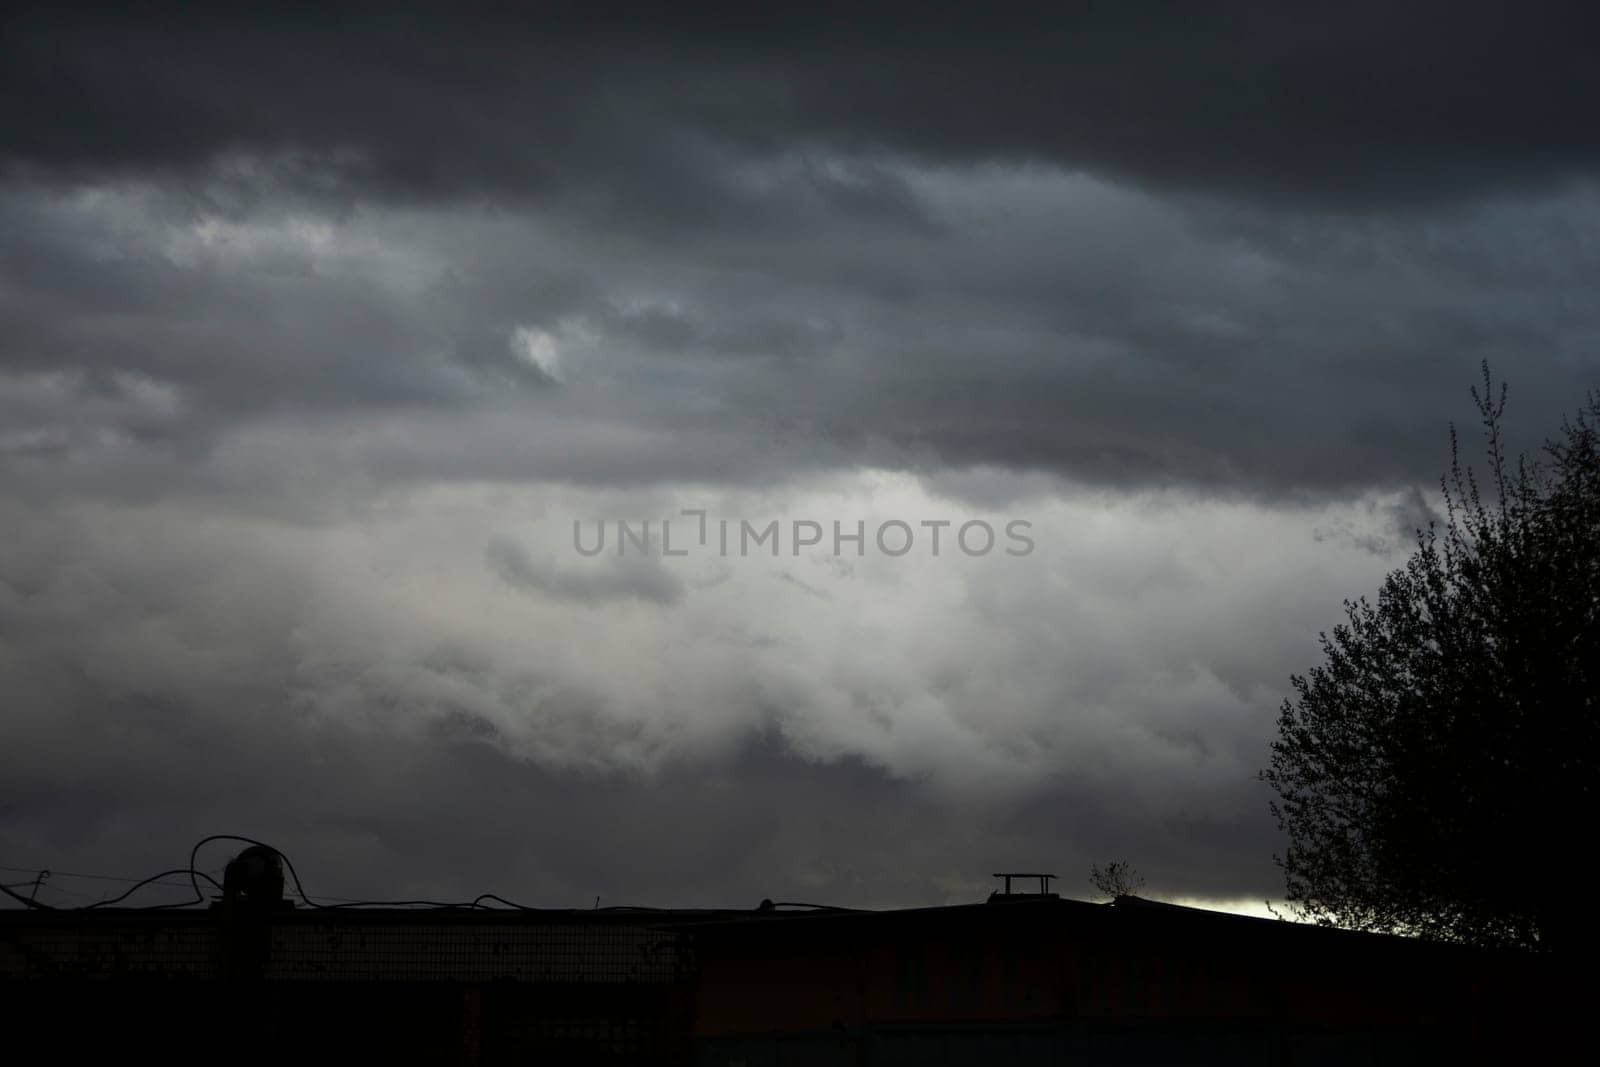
<box><xmin>84</xmin><ymin>868</ymin><xmax>224</xmax><ymax>910</ymax></box>
<box><xmin>6</xmin><ymin>835</ymin><xmax>854</xmax><ymax>914</ymax></box>
<box><xmin>1</xmin><ymin>881</ymin><xmax>54</xmax><ymax>910</ymax></box>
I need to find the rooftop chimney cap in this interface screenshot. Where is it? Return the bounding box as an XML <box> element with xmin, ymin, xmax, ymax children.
<box><xmin>990</xmin><ymin>872</ymin><xmax>1058</xmax><ymax>899</ymax></box>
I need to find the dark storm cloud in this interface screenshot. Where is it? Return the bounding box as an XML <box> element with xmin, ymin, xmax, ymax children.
<box><xmin>602</xmin><ymin>302</ymin><xmax>844</xmax><ymax>363</ymax></box>
<box><xmin>5</xmin><ymin>166</ymin><xmax>1597</xmax><ymax>501</ymax></box>
<box><xmin>0</xmin><ymin>186</ymin><xmax>588</xmax><ymax>413</ymax></box>
<box><xmin>5</xmin><ymin>3</ymin><xmax>1600</xmax><ymax>213</ymax></box>
<box><xmin>5</xmin><ymin>4</ymin><xmax>1599</xmax><ymax>497</ymax></box>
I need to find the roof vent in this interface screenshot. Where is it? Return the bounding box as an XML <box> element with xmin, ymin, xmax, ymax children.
<box><xmin>221</xmin><ymin>845</ymin><xmax>288</xmax><ymax>909</ymax></box>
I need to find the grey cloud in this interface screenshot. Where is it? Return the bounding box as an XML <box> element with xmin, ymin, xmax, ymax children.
<box><xmin>451</xmin><ymin>326</ymin><xmax>563</xmax><ymax>389</ymax></box>
<box><xmin>602</xmin><ymin>302</ymin><xmax>844</xmax><ymax>362</ymax></box>
<box><xmin>486</xmin><ymin>534</ymin><xmax>685</xmax><ymax>605</ymax></box>
<box><xmin>1387</xmin><ymin>485</ymin><xmax>1445</xmax><ymax>545</ymax></box>
<box><xmin>777</xmin><ymin>571</ymin><xmax>831</xmax><ymax>600</ymax></box>
<box><xmin>1</xmin><ymin>485</ymin><xmax>1400</xmax><ymax>908</ymax></box>
<box><xmin>6</xmin><ymin>169</ymin><xmax>1598</xmax><ymax>502</ymax></box>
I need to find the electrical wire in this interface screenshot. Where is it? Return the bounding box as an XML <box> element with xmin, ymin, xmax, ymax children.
<box><xmin>189</xmin><ymin>834</ymin><xmax>321</xmax><ymax>909</ymax></box>
<box><xmin>187</xmin><ymin>834</ymin><xmax>491</xmax><ymax>911</ymax></box>
<box><xmin>25</xmin><ymin>882</ymin><xmax>99</xmax><ymax>903</ymax></box>
<box><xmin>83</xmin><ymin>869</ymin><xmax>224</xmax><ymax>909</ymax></box>
<box><xmin>472</xmin><ymin>893</ymin><xmax>539</xmax><ymax>910</ymax></box>
<box><xmin>6</xmin><ymin>835</ymin><xmax>853</xmax><ymax>914</ymax></box>
<box><xmin>0</xmin><ymin>881</ymin><xmax>53</xmax><ymax>910</ymax></box>
<box><xmin>0</xmin><ymin>862</ymin><xmax>214</xmax><ymax>887</ymax></box>
<box><xmin>0</xmin><ymin>862</ymin><xmax>230</xmax><ymax>906</ymax></box>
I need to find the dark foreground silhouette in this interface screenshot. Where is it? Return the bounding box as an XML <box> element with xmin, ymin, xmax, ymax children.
<box><xmin>1</xmin><ymin>873</ymin><xmax>1579</xmax><ymax>1065</ymax></box>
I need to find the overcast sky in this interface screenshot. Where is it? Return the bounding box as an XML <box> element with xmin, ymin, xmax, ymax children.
<box><xmin>3</xmin><ymin>3</ymin><xmax>1599</xmax><ymax>912</ymax></box>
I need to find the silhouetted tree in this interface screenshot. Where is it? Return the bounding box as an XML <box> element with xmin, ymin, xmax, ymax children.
<box><xmin>1264</xmin><ymin>367</ymin><xmax>1600</xmax><ymax>952</ymax></box>
<box><xmin>1089</xmin><ymin>860</ymin><xmax>1145</xmax><ymax>900</ymax></box>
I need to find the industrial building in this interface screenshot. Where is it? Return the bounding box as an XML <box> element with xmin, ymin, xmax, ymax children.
<box><xmin>0</xmin><ymin>879</ymin><xmax>1573</xmax><ymax>1064</ymax></box>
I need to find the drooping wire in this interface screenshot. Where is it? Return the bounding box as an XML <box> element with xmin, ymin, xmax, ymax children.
<box><xmin>186</xmin><ymin>834</ymin><xmax>499</xmax><ymax>910</ymax></box>
<box><xmin>0</xmin><ymin>881</ymin><xmax>53</xmax><ymax>910</ymax></box>
<box><xmin>7</xmin><ymin>836</ymin><xmax>851</xmax><ymax>914</ymax></box>
<box><xmin>82</xmin><ymin>869</ymin><xmax>224</xmax><ymax>910</ymax></box>
<box><xmin>189</xmin><ymin>834</ymin><xmax>323</xmax><ymax>909</ymax></box>
<box><xmin>472</xmin><ymin>893</ymin><xmax>538</xmax><ymax>910</ymax></box>
<box><xmin>5</xmin><ymin>837</ymin><xmax>516</xmax><ymax>911</ymax></box>
<box><xmin>0</xmin><ymin>862</ymin><xmax>214</xmax><ymax>888</ymax></box>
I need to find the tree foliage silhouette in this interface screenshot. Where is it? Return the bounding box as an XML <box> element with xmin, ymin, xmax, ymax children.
<box><xmin>1264</xmin><ymin>366</ymin><xmax>1599</xmax><ymax>952</ymax></box>
<box><xmin>1089</xmin><ymin>861</ymin><xmax>1145</xmax><ymax>900</ymax></box>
